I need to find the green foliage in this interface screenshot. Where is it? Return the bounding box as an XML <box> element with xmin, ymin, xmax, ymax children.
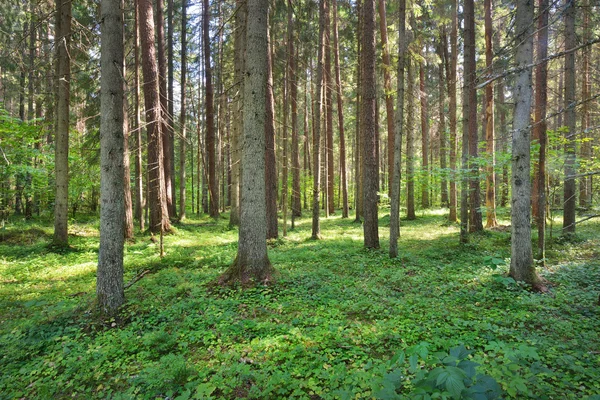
<box><xmin>0</xmin><ymin>211</ymin><xmax>599</xmax><ymax>398</ymax></box>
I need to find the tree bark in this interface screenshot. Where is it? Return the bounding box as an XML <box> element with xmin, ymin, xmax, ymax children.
<box><xmin>362</xmin><ymin>0</ymin><xmax>379</xmax><ymax>248</ymax></box>
<box><xmin>220</xmin><ymin>0</ymin><xmax>275</xmax><ymax>286</ymax></box>
<box><xmin>390</xmin><ymin>0</ymin><xmax>405</xmax><ymax>258</ymax></box>
<box><xmin>134</xmin><ymin>0</ymin><xmax>145</xmax><ymax>231</ymax></box>
<box><xmin>324</xmin><ymin>0</ymin><xmax>335</xmax><ymax>216</ymax></box>
<box><xmin>563</xmin><ymin>0</ymin><xmax>576</xmax><ymax>234</ymax></box>
<box><xmin>98</xmin><ymin>0</ymin><xmax>125</xmax><ymax>315</ymax></box>
<box><xmin>579</xmin><ymin>0</ymin><xmax>591</xmax><ymax>207</ymax></box>
<box><xmin>406</xmin><ymin>57</ymin><xmax>416</xmax><ymax>220</ymax></box>
<box><xmin>265</xmin><ymin>26</ymin><xmax>278</xmax><ymax>240</ymax></box>
<box><xmin>378</xmin><ymin>0</ymin><xmax>394</xmax><ymax>199</ymax></box>
<box><xmin>448</xmin><ymin>0</ymin><xmax>458</xmax><ymax>221</ymax></box>
<box><xmin>510</xmin><ymin>0</ymin><xmax>541</xmax><ymax>289</ymax></box>
<box><xmin>484</xmin><ymin>0</ymin><xmax>497</xmax><ymax>228</ymax></box>
<box><xmin>178</xmin><ymin>0</ymin><xmax>188</xmax><ymax>220</ymax></box>
<box><xmin>438</xmin><ymin>32</ymin><xmax>448</xmax><ymax>208</ymax></box>
<box><xmin>53</xmin><ymin>0</ymin><xmax>71</xmax><ymax>246</ymax></box>
<box><xmin>419</xmin><ymin>57</ymin><xmax>429</xmax><ymax>209</ymax></box>
<box><xmin>354</xmin><ymin>0</ymin><xmax>363</xmax><ymax>223</ymax></box>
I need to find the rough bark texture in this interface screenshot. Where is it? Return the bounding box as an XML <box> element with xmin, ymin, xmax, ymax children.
<box><xmin>378</xmin><ymin>0</ymin><xmax>394</xmax><ymax>199</ymax></box>
<box><xmin>123</xmin><ymin>83</ymin><xmax>134</xmax><ymax>239</ymax></box>
<box><xmin>354</xmin><ymin>0</ymin><xmax>363</xmax><ymax>223</ymax></box>
<box><xmin>484</xmin><ymin>0</ymin><xmax>497</xmax><ymax>228</ymax></box>
<box><xmin>419</xmin><ymin>59</ymin><xmax>429</xmax><ymax>209</ymax></box>
<box><xmin>203</xmin><ymin>0</ymin><xmax>219</xmax><ymax>218</ymax></box>
<box><xmin>497</xmin><ymin>80</ymin><xmax>509</xmax><ymax>208</ymax></box>
<box><xmin>362</xmin><ymin>0</ymin><xmax>379</xmax><ymax>249</ymax></box>
<box><xmin>220</xmin><ymin>0</ymin><xmax>275</xmax><ymax>285</ymax></box>
<box><xmin>448</xmin><ymin>0</ymin><xmax>458</xmax><ymax>222</ymax></box>
<box><xmin>312</xmin><ymin>0</ymin><xmax>326</xmax><ymax>239</ymax></box>
<box><xmin>464</xmin><ymin>0</ymin><xmax>483</xmax><ymax>233</ymax></box>
<box><xmin>438</xmin><ymin>33</ymin><xmax>448</xmax><ymax>208</ymax></box>
<box><xmin>97</xmin><ymin>0</ymin><xmax>125</xmax><ymax>315</ymax></box>
<box><xmin>406</xmin><ymin>58</ymin><xmax>416</xmax><ymax>220</ymax></box>
<box><xmin>167</xmin><ymin>0</ymin><xmax>176</xmax><ymax>216</ymax></box>
<box><xmin>229</xmin><ymin>0</ymin><xmax>246</xmax><ymax>227</ymax></box>
<box><xmin>53</xmin><ymin>0</ymin><xmax>71</xmax><ymax>246</ymax></box>
<box><xmin>289</xmin><ymin>0</ymin><xmax>301</xmax><ymax>220</ymax></box>
<box><xmin>179</xmin><ymin>0</ymin><xmax>188</xmax><ymax>220</ymax></box>
<box><xmin>562</xmin><ymin>0</ymin><xmax>576</xmax><ymax>234</ymax></box>
<box><xmin>534</xmin><ymin>0</ymin><xmax>548</xmax><ymax>262</ymax></box>
<box><xmin>134</xmin><ymin>0</ymin><xmax>145</xmax><ymax>231</ymax></box>
<box><xmin>332</xmin><ymin>0</ymin><xmax>348</xmax><ymax>218</ymax></box>
<box><xmin>324</xmin><ymin>0</ymin><xmax>334</xmax><ymax>216</ymax></box>
<box><xmin>389</xmin><ymin>0</ymin><xmax>405</xmax><ymax>258</ymax></box>
<box><xmin>509</xmin><ymin>0</ymin><xmax>541</xmax><ymax>288</ymax></box>
<box><xmin>265</xmin><ymin>27</ymin><xmax>278</xmax><ymax>240</ymax></box>
<box><xmin>139</xmin><ymin>0</ymin><xmax>170</xmax><ymax>234</ymax></box>
<box><xmin>579</xmin><ymin>0</ymin><xmax>591</xmax><ymax>207</ymax></box>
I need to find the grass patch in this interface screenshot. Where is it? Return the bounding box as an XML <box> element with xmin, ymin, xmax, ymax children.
<box><xmin>1</xmin><ymin>209</ymin><xmax>599</xmax><ymax>398</ymax></box>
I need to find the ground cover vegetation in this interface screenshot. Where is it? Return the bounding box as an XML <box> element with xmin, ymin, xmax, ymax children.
<box><xmin>1</xmin><ymin>210</ymin><xmax>599</xmax><ymax>399</ymax></box>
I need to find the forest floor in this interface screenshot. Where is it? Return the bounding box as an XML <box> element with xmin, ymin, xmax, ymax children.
<box><xmin>1</xmin><ymin>208</ymin><xmax>599</xmax><ymax>399</ymax></box>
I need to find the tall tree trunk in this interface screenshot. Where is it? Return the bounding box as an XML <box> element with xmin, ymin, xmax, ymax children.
<box><xmin>534</xmin><ymin>0</ymin><xmax>548</xmax><ymax>263</ymax></box>
<box><xmin>288</xmin><ymin>0</ymin><xmax>301</xmax><ymax>224</ymax></box>
<box><xmin>265</xmin><ymin>26</ymin><xmax>278</xmax><ymax>240</ymax></box>
<box><xmin>562</xmin><ymin>0</ymin><xmax>576</xmax><ymax>234</ymax></box>
<box><xmin>139</xmin><ymin>0</ymin><xmax>170</xmax><ymax>234</ymax></box>
<box><xmin>448</xmin><ymin>0</ymin><xmax>458</xmax><ymax>221</ymax></box>
<box><xmin>230</xmin><ymin>0</ymin><xmax>246</xmax><ymax>227</ymax></box>
<box><xmin>324</xmin><ymin>0</ymin><xmax>335</xmax><ymax>216</ymax></box>
<box><xmin>220</xmin><ymin>0</ymin><xmax>275</xmax><ymax>285</ymax></box>
<box><xmin>167</xmin><ymin>0</ymin><xmax>176</xmax><ymax>216</ymax></box>
<box><xmin>464</xmin><ymin>0</ymin><xmax>483</xmax><ymax>234</ymax></box>
<box><xmin>438</xmin><ymin>32</ymin><xmax>448</xmax><ymax>208</ymax></box>
<box><xmin>332</xmin><ymin>0</ymin><xmax>348</xmax><ymax>218</ymax></box>
<box><xmin>354</xmin><ymin>0</ymin><xmax>363</xmax><ymax>223</ymax></box>
<box><xmin>203</xmin><ymin>0</ymin><xmax>219</xmax><ymax>218</ymax></box>
<box><xmin>484</xmin><ymin>0</ymin><xmax>497</xmax><ymax>227</ymax></box>
<box><xmin>389</xmin><ymin>0</ymin><xmax>405</xmax><ymax>258</ymax></box>
<box><xmin>510</xmin><ymin>0</ymin><xmax>542</xmax><ymax>289</ymax></box>
<box><xmin>134</xmin><ymin>0</ymin><xmax>145</xmax><ymax>231</ymax></box>
<box><xmin>362</xmin><ymin>0</ymin><xmax>379</xmax><ymax>248</ymax></box>
<box><xmin>419</xmin><ymin>57</ymin><xmax>429</xmax><ymax>209</ymax></box>
<box><xmin>406</xmin><ymin>57</ymin><xmax>416</xmax><ymax>220</ymax></box>
<box><xmin>178</xmin><ymin>0</ymin><xmax>188</xmax><ymax>220</ymax></box>
<box><xmin>53</xmin><ymin>0</ymin><xmax>71</xmax><ymax>246</ymax></box>
<box><xmin>312</xmin><ymin>0</ymin><xmax>326</xmax><ymax>239</ymax></box>
<box><xmin>123</xmin><ymin>64</ymin><xmax>134</xmax><ymax>240</ymax></box>
<box><xmin>497</xmin><ymin>78</ymin><xmax>509</xmax><ymax>208</ymax></box>
<box><xmin>378</xmin><ymin>0</ymin><xmax>394</xmax><ymax>199</ymax></box>
<box><xmin>579</xmin><ymin>0</ymin><xmax>591</xmax><ymax>207</ymax></box>
<box><xmin>98</xmin><ymin>0</ymin><xmax>125</xmax><ymax>315</ymax></box>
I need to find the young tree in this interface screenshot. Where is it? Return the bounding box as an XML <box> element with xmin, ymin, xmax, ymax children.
<box><xmin>406</xmin><ymin>57</ymin><xmax>416</xmax><ymax>220</ymax></box>
<box><xmin>97</xmin><ymin>0</ymin><xmax>125</xmax><ymax>315</ymax></box>
<box><xmin>133</xmin><ymin>0</ymin><xmax>145</xmax><ymax>231</ymax></box>
<box><xmin>325</xmin><ymin>0</ymin><xmax>334</xmax><ymax>216</ymax></box>
<box><xmin>378</xmin><ymin>0</ymin><xmax>394</xmax><ymax>198</ymax></box>
<box><xmin>179</xmin><ymin>0</ymin><xmax>188</xmax><ymax>220</ymax></box>
<box><xmin>265</xmin><ymin>25</ymin><xmax>278</xmax><ymax>240</ymax></box>
<box><xmin>509</xmin><ymin>0</ymin><xmax>542</xmax><ymax>289</ymax></box>
<box><xmin>563</xmin><ymin>0</ymin><xmax>576</xmax><ymax>234</ymax></box>
<box><xmin>390</xmin><ymin>0</ymin><xmax>405</xmax><ymax>258</ymax></box>
<box><xmin>53</xmin><ymin>0</ymin><xmax>71</xmax><ymax>247</ymax></box>
<box><xmin>447</xmin><ymin>0</ymin><xmax>458</xmax><ymax>222</ymax></box>
<box><xmin>484</xmin><ymin>0</ymin><xmax>497</xmax><ymax>228</ymax></box>
<box><xmin>419</xmin><ymin>56</ymin><xmax>429</xmax><ymax>209</ymax></box>
<box><xmin>289</xmin><ymin>0</ymin><xmax>301</xmax><ymax>221</ymax></box>
<box><xmin>362</xmin><ymin>0</ymin><xmax>379</xmax><ymax>248</ymax></box>
<box><xmin>220</xmin><ymin>0</ymin><xmax>275</xmax><ymax>285</ymax></box>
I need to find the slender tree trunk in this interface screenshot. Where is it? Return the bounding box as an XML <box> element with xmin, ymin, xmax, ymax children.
<box><xmin>179</xmin><ymin>0</ymin><xmax>188</xmax><ymax>220</ymax></box>
<box><xmin>354</xmin><ymin>0</ymin><xmax>363</xmax><ymax>223</ymax></box>
<box><xmin>484</xmin><ymin>0</ymin><xmax>497</xmax><ymax>227</ymax></box>
<box><xmin>123</xmin><ymin>63</ymin><xmax>134</xmax><ymax>240</ymax></box>
<box><xmin>419</xmin><ymin>57</ymin><xmax>429</xmax><ymax>209</ymax></box>
<box><xmin>563</xmin><ymin>0</ymin><xmax>576</xmax><ymax>234</ymax></box>
<box><xmin>534</xmin><ymin>0</ymin><xmax>548</xmax><ymax>263</ymax></box>
<box><xmin>390</xmin><ymin>0</ymin><xmax>405</xmax><ymax>258</ymax></box>
<box><xmin>579</xmin><ymin>0</ymin><xmax>591</xmax><ymax>207</ymax></box>
<box><xmin>203</xmin><ymin>0</ymin><xmax>219</xmax><ymax>218</ymax></box>
<box><xmin>332</xmin><ymin>0</ymin><xmax>348</xmax><ymax>218</ymax></box>
<box><xmin>448</xmin><ymin>0</ymin><xmax>458</xmax><ymax>221</ymax></box>
<box><xmin>497</xmin><ymin>79</ymin><xmax>509</xmax><ymax>207</ymax></box>
<box><xmin>134</xmin><ymin>0</ymin><xmax>145</xmax><ymax>231</ymax></box>
<box><xmin>98</xmin><ymin>0</ymin><xmax>125</xmax><ymax>315</ymax></box>
<box><xmin>406</xmin><ymin>57</ymin><xmax>416</xmax><ymax>220</ymax></box>
<box><xmin>230</xmin><ymin>0</ymin><xmax>246</xmax><ymax>227</ymax></box>
<box><xmin>220</xmin><ymin>0</ymin><xmax>275</xmax><ymax>285</ymax></box>
<box><xmin>323</xmin><ymin>0</ymin><xmax>335</xmax><ymax>216</ymax></box>
<box><xmin>265</xmin><ymin>26</ymin><xmax>278</xmax><ymax>240</ymax></box>
<box><xmin>362</xmin><ymin>0</ymin><xmax>379</xmax><ymax>248</ymax></box>
<box><xmin>465</xmin><ymin>0</ymin><xmax>483</xmax><ymax>233</ymax></box>
<box><xmin>288</xmin><ymin>0</ymin><xmax>300</xmax><ymax>225</ymax></box>
<box><xmin>139</xmin><ymin>0</ymin><xmax>170</xmax><ymax>234</ymax></box>
<box><xmin>438</xmin><ymin>32</ymin><xmax>448</xmax><ymax>208</ymax></box>
<box><xmin>53</xmin><ymin>0</ymin><xmax>71</xmax><ymax>246</ymax></box>
<box><xmin>510</xmin><ymin>0</ymin><xmax>542</xmax><ymax>289</ymax></box>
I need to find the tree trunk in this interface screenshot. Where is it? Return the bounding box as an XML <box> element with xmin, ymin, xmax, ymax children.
<box><xmin>230</xmin><ymin>0</ymin><xmax>246</xmax><ymax>227</ymax></box>
<box><xmin>389</xmin><ymin>0</ymin><xmax>405</xmax><ymax>258</ymax></box>
<box><xmin>288</xmin><ymin>0</ymin><xmax>300</xmax><ymax>225</ymax></box>
<box><xmin>265</xmin><ymin>25</ymin><xmax>278</xmax><ymax>240</ymax></box>
<box><xmin>98</xmin><ymin>0</ymin><xmax>125</xmax><ymax>315</ymax></box>
<box><xmin>134</xmin><ymin>0</ymin><xmax>145</xmax><ymax>231</ymax></box>
<box><xmin>139</xmin><ymin>0</ymin><xmax>170</xmax><ymax>234</ymax></box>
<box><xmin>534</xmin><ymin>0</ymin><xmax>548</xmax><ymax>263</ymax></box>
<box><xmin>312</xmin><ymin>0</ymin><xmax>326</xmax><ymax>239</ymax></box>
<box><xmin>53</xmin><ymin>0</ymin><xmax>71</xmax><ymax>246</ymax></box>
<box><xmin>579</xmin><ymin>0</ymin><xmax>591</xmax><ymax>207</ymax></box>
<box><xmin>123</xmin><ymin>67</ymin><xmax>134</xmax><ymax>240</ymax></box>
<box><xmin>419</xmin><ymin>57</ymin><xmax>429</xmax><ymax>209</ymax></box>
<box><xmin>563</xmin><ymin>0</ymin><xmax>576</xmax><ymax>234</ymax></box>
<box><xmin>220</xmin><ymin>0</ymin><xmax>275</xmax><ymax>286</ymax></box>
<box><xmin>167</xmin><ymin>0</ymin><xmax>176</xmax><ymax>216</ymax></box>
<box><xmin>406</xmin><ymin>57</ymin><xmax>416</xmax><ymax>220</ymax></box>
<box><xmin>510</xmin><ymin>0</ymin><xmax>542</xmax><ymax>289</ymax></box>
<box><xmin>203</xmin><ymin>0</ymin><xmax>219</xmax><ymax>218</ymax></box>
<box><xmin>324</xmin><ymin>0</ymin><xmax>335</xmax><ymax>216</ymax></box>
<box><xmin>484</xmin><ymin>0</ymin><xmax>497</xmax><ymax>228</ymax></box>
<box><xmin>438</xmin><ymin>32</ymin><xmax>448</xmax><ymax>208</ymax></box>
<box><xmin>354</xmin><ymin>0</ymin><xmax>363</xmax><ymax>223</ymax></box>
<box><xmin>362</xmin><ymin>0</ymin><xmax>379</xmax><ymax>248</ymax></box>
<box><xmin>448</xmin><ymin>0</ymin><xmax>458</xmax><ymax>221</ymax></box>
<box><xmin>497</xmin><ymin>78</ymin><xmax>509</xmax><ymax>208</ymax></box>
<box><xmin>464</xmin><ymin>0</ymin><xmax>483</xmax><ymax>233</ymax></box>
<box><xmin>178</xmin><ymin>0</ymin><xmax>188</xmax><ymax>220</ymax></box>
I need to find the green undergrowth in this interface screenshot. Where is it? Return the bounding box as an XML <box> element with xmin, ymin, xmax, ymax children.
<box><xmin>1</xmin><ymin>209</ymin><xmax>599</xmax><ymax>399</ymax></box>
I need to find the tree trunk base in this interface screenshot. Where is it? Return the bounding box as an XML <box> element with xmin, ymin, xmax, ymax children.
<box><xmin>217</xmin><ymin>256</ymin><xmax>278</xmax><ymax>287</ymax></box>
